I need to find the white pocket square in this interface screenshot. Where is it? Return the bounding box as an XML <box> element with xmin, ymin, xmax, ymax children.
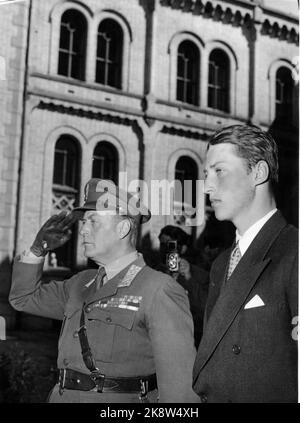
<box><xmin>244</xmin><ymin>295</ymin><xmax>265</xmax><ymax>309</ymax></box>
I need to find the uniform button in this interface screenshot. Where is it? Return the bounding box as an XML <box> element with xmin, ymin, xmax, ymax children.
<box><xmin>73</xmin><ymin>330</ymin><xmax>79</xmax><ymax>338</ymax></box>
<box><xmin>63</xmin><ymin>359</ymin><xmax>69</xmax><ymax>366</ymax></box>
<box><xmin>85</xmin><ymin>306</ymin><xmax>91</xmax><ymax>313</ymax></box>
<box><xmin>200</xmin><ymin>393</ymin><xmax>208</xmax><ymax>403</ymax></box>
<box><xmin>106</xmin><ymin>317</ymin><xmax>112</xmax><ymax>323</ymax></box>
<box><xmin>232</xmin><ymin>344</ymin><xmax>241</xmax><ymax>355</ymax></box>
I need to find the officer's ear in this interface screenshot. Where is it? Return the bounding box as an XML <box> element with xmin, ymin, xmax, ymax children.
<box><xmin>116</xmin><ymin>218</ymin><xmax>131</xmax><ymax>239</ymax></box>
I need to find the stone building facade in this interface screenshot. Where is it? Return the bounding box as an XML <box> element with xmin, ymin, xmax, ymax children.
<box><xmin>0</xmin><ymin>0</ymin><xmax>298</xmax><ymax>327</ymax></box>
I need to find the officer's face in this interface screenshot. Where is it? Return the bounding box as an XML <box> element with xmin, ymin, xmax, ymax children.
<box><xmin>204</xmin><ymin>143</ymin><xmax>255</xmax><ymax>227</ymax></box>
<box><xmin>79</xmin><ymin>211</ymin><xmax>121</xmax><ymax>264</ymax></box>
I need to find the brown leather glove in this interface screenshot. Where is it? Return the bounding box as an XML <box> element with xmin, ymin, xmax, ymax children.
<box><xmin>30</xmin><ymin>211</ymin><xmax>77</xmax><ymax>257</ymax></box>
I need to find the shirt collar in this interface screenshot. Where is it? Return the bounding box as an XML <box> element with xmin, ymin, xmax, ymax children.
<box><xmin>236</xmin><ymin>209</ymin><xmax>277</xmax><ymax>256</ymax></box>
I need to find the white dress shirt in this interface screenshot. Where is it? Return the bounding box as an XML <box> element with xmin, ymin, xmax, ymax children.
<box><xmin>236</xmin><ymin>209</ymin><xmax>277</xmax><ymax>257</ymax></box>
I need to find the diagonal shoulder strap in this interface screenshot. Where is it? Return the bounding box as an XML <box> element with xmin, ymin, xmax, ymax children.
<box><xmin>78</xmin><ymin>304</ymin><xmax>99</xmax><ymax>373</ymax></box>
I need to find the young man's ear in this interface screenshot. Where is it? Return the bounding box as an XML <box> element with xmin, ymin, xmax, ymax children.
<box><xmin>253</xmin><ymin>160</ymin><xmax>269</xmax><ymax>186</ymax></box>
<box><xmin>117</xmin><ymin>219</ymin><xmax>131</xmax><ymax>239</ymax></box>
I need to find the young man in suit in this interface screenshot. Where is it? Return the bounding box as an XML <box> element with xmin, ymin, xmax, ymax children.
<box><xmin>10</xmin><ymin>178</ymin><xmax>199</xmax><ymax>403</ymax></box>
<box><xmin>193</xmin><ymin>124</ymin><xmax>298</xmax><ymax>403</ymax></box>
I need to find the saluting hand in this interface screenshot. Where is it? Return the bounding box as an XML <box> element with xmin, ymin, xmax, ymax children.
<box><xmin>30</xmin><ymin>211</ymin><xmax>77</xmax><ymax>257</ymax></box>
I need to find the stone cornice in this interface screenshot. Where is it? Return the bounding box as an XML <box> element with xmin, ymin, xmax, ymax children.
<box><xmin>159</xmin><ymin>0</ymin><xmax>299</xmax><ymax>44</ymax></box>
<box><xmin>261</xmin><ymin>19</ymin><xmax>299</xmax><ymax>44</ymax></box>
<box><xmin>36</xmin><ymin>100</ymin><xmax>217</xmax><ymax>141</ymax></box>
<box><xmin>36</xmin><ymin>100</ymin><xmax>139</xmax><ymax>128</ymax></box>
<box><xmin>161</xmin><ymin>124</ymin><xmax>212</xmax><ymax>140</ymax></box>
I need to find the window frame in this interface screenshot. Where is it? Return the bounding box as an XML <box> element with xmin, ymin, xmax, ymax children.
<box><xmin>92</xmin><ymin>141</ymin><xmax>119</xmax><ymax>184</ymax></box>
<box><xmin>267</xmin><ymin>59</ymin><xmax>296</xmax><ymax>125</ymax></box>
<box><xmin>57</xmin><ymin>10</ymin><xmax>87</xmax><ymax>80</ymax></box>
<box><xmin>208</xmin><ymin>48</ymin><xmax>230</xmax><ymax>112</ymax></box>
<box><xmin>176</xmin><ymin>40</ymin><xmax>200</xmax><ymax>106</ymax></box>
<box><xmin>168</xmin><ymin>32</ymin><xmax>203</xmax><ymax>107</ymax></box>
<box><xmin>275</xmin><ymin>66</ymin><xmax>294</xmax><ymax>123</ymax></box>
<box><xmin>51</xmin><ymin>135</ymin><xmax>81</xmax><ymax>270</ymax></box>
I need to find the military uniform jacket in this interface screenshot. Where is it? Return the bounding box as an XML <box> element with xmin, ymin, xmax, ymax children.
<box><xmin>10</xmin><ymin>255</ymin><xmax>199</xmax><ymax>403</ymax></box>
<box><xmin>193</xmin><ymin>211</ymin><xmax>298</xmax><ymax>403</ymax></box>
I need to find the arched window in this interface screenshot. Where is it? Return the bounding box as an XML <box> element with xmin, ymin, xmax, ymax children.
<box><xmin>96</xmin><ymin>19</ymin><xmax>123</xmax><ymax>88</ymax></box>
<box><xmin>52</xmin><ymin>136</ymin><xmax>80</xmax><ymax>268</ymax></box>
<box><xmin>175</xmin><ymin>156</ymin><xmax>198</xmax><ymax>212</ymax></box>
<box><xmin>208</xmin><ymin>49</ymin><xmax>230</xmax><ymax>112</ymax></box>
<box><xmin>176</xmin><ymin>41</ymin><xmax>200</xmax><ymax>106</ymax></box>
<box><xmin>58</xmin><ymin>9</ymin><xmax>87</xmax><ymax>80</ymax></box>
<box><xmin>92</xmin><ymin>141</ymin><xmax>119</xmax><ymax>184</ymax></box>
<box><xmin>275</xmin><ymin>67</ymin><xmax>293</xmax><ymax>123</ymax></box>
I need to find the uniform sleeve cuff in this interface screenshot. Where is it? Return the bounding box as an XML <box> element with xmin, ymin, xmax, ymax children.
<box><xmin>20</xmin><ymin>250</ymin><xmax>45</xmax><ymax>264</ymax></box>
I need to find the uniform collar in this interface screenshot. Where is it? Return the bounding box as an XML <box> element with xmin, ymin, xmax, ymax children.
<box><xmin>102</xmin><ymin>251</ymin><xmax>139</xmax><ymax>281</ymax></box>
<box><xmin>84</xmin><ymin>250</ymin><xmax>139</xmax><ymax>288</ymax></box>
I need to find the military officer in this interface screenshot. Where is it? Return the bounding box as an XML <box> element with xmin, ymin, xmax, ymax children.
<box><xmin>10</xmin><ymin>178</ymin><xmax>199</xmax><ymax>403</ymax></box>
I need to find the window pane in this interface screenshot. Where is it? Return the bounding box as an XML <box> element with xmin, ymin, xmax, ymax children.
<box><xmin>53</xmin><ymin>151</ymin><xmax>65</xmax><ymax>185</ymax></box>
<box><xmin>96</xmin><ymin>19</ymin><xmax>123</xmax><ymax>88</ymax></box>
<box><xmin>177</xmin><ymin>80</ymin><xmax>184</xmax><ymax>102</ymax></box>
<box><xmin>208</xmin><ymin>49</ymin><xmax>229</xmax><ymax>111</ymax></box>
<box><xmin>59</xmin><ymin>23</ymin><xmax>71</xmax><ymax>50</ymax></box>
<box><xmin>73</xmin><ymin>27</ymin><xmax>82</xmax><ymax>53</ymax></box>
<box><xmin>58</xmin><ymin>52</ymin><xmax>69</xmax><ymax>77</ymax></box>
<box><xmin>208</xmin><ymin>61</ymin><xmax>215</xmax><ymax>85</ymax></box>
<box><xmin>177</xmin><ymin>41</ymin><xmax>199</xmax><ymax>105</ymax></box>
<box><xmin>96</xmin><ymin>60</ymin><xmax>105</xmax><ymax>84</ymax></box>
<box><xmin>187</xmin><ymin>82</ymin><xmax>194</xmax><ymax>105</ymax></box>
<box><xmin>92</xmin><ymin>142</ymin><xmax>119</xmax><ymax>184</ymax></box>
<box><xmin>58</xmin><ymin>10</ymin><xmax>86</xmax><ymax>80</ymax></box>
<box><xmin>52</xmin><ymin>136</ymin><xmax>80</xmax><ymax>269</ymax></box>
<box><xmin>71</xmin><ymin>55</ymin><xmax>81</xmax><ymax>80</ymax></box>
<box><xmin>208</xmin><ymin>86</ymin><xmax>214</xmax><ymax>108</ymax></box>
<box><xmin>175</xmin><ymin>156</ymin><xmax>198</xmax><ymax>208</ymax></box>
<box><xmin>276</xmin><ymin>67</ymin><xmax>293</xmax><ymax>122</ymax></box>
<box><xmin>97</xmin><ymin>33</ymin><xmax>108</xmax><ymax>58</ymax></box>
<box><xmin>177</xmin><ymin>54</ymin><xmax>185</xmax><ymax>78</ymax></box>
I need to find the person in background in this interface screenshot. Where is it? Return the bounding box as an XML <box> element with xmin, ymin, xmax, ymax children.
<box><xmin>157</xmin><ymin>225</ymin><xmax>209</xmax><ymax>348</ymax></box>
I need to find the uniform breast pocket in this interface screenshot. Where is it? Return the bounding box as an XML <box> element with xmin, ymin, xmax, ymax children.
<box><xmin>58</xmin><ymin>302</ymin><xmax>81</xmax><ymax>349</ymax></box>
<box><xmin>87</xmin><ymin>308</ymin><xmax>136</xmax><ymax>363</ymax></box>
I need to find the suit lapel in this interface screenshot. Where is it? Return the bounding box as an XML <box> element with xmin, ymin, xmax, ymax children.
<box><xmin>194</xmin><ymin>211</ymin><xmax>287</xmax><ymax>378</ymax></box>
<box><xmin>204</xmin><ymin>251</ymin><xmax>230</xmax><ymax>327</ymax></box>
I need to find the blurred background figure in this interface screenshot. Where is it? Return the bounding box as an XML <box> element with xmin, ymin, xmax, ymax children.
<box><xmin>156</xmin><ymin>225</ymin><xmax>209</xmax><ymax>348</ymax></box>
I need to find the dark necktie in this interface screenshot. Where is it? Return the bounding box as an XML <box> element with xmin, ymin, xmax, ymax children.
<box><xmin>226</xmin><ymin>241</ymin><xmax>241</xmax><ymax>281</ymax></box>
<box><xmin>95</xmin><ymin>266</ymin><xmax>106</xmax><ymax>290</ymax></box>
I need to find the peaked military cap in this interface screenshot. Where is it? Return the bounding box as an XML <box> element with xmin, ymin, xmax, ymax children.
<box><xmin>73</xmin><ymin>178</ymin><xmax>151</xmax><ymax>224</ymax></box>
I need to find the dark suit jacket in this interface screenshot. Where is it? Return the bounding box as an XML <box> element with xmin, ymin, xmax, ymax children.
<box><xmin>193</xmin><ymin>211</ymin><xmax>298</xmax><ymax>403</ymax></box>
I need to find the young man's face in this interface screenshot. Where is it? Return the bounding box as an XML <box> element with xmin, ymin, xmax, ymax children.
<box><xmin>204</xmin><ymin>143</ymin><xmax>256</xmax><ymax>226</ymax></box>
<box><xmin>79</xmin><ymin>211</ymin><xmax>120</xmax><ymax>264</ymax></box>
